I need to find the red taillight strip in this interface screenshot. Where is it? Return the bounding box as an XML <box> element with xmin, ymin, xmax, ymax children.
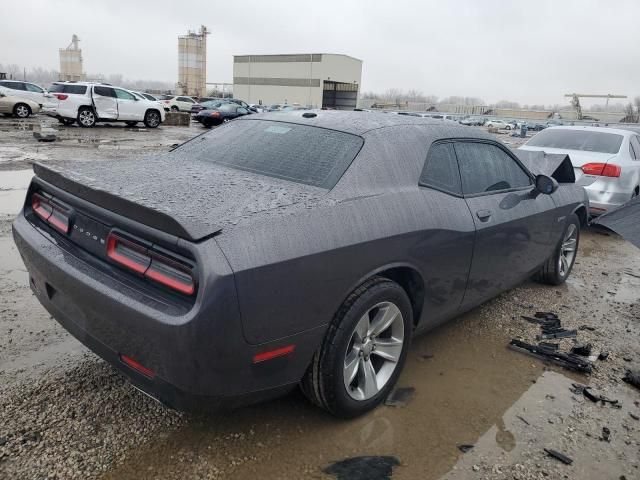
<box><xmin>581</xmin><ymin>163</ymin><xmax>621</xmax><ymax>178</ymax></box>
<box><xmin>120</xmin><ymin>354</ymin><xmax>155</xmax><ymax>378</ymax></box>
<box><xmin>32</xmin><ymin>194</ymin><xmax>70</xmax><ymax>234</ymax></box>
<box><xmin>106</xmin><ymin>233</ymin><xmax>196</xmax><ymax>295</ymax></box>
<box><xmin>32</xmin><ymin>194</ymin><xmax>53</xmax><ymax>222</ymax></box>
<box><xmin>253</xmin><ymin>345</ymin><xmax>296</xmax><ymax>364</ymax></box>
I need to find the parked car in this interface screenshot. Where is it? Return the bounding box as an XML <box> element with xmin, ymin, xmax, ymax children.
<box><xmin>190</xmin><ymin>98</ymin><xmax>228</xmax><ymax>115</ymax></box>
<box><xmin>520</xmin><ymin>126</ymin><xmax>640</xmax><ymax>215</ymax></box>
<box><xmin>528</xmin><ymin>122</ymin><xmax>547</xmax><ymax>131</ymax></box>
<box><xmin>13</xmin><ymin>112</ymin><xmax>588</xmax><ymax>417</ymax></box>
<box><xmin>459</xmin><ymin>116</ymin><xmax>485</xmax><ymax>126</ymax></box>
<box><xmin>0</xmin><ymin>88</ymin><xmax>41</xmax><ymax>118</ymax></box>
<box><xmin>162</xmin><ymin>95</ymin><xmax>196</xmax><ymax>112</ymax></box>
<box><xmin>0</xmin><ymin>79</ymin><xmax>51</xmax><ymax>107</ymax></box>
<box><xmin>486</xmin><ymin>119</ymin><xmax>512</xmax><ymax>130</ymax></box>
<box><xmin>43</xmin><ymin>82</ymin><xmax>165</xmax><ymax>128</ymax></box>
<box><xmin>194</xmin><ymin>103</ymin><xmax>252</xmax><ymax>127</ymax></box>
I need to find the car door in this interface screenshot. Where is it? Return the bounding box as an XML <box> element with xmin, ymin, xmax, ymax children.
<box><xmin>113</xmin><ymin>88</ymin><xmax>142</xmax><ymax>121</ymax></box>
<box><xmin>176</xmin><ymin>96</ymin><xmax>195</xmax><ymax>111</ymax></box>
<box><xmin>455</xmin><ymin>140</ymin><xmax>556</xmax><ymax>308</ymax></box>
<box><xmin>236</xmin><ymin>107</ymin><xmax>249</xmax><ymax>117</ymax></box>
<box><xmin>416</xmin><ymin>141</ymin><xmax>476</xmax><ymax>325</ymax></box>
<box><xmin>92</xmin><ymin>86</ymin><xmax>118</xmax><ymax>120</ymax></box>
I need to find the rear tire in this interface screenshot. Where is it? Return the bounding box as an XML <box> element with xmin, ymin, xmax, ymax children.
<box><xmin>143</xmin><ymin>110</ymin><xmax>161</xmax><ymax>128</ymax></box>
<box><xmin>170</xmin><ymin>106</ymin><xmax>179</xmax><ymax>112</ymax></box>
<box><xmin>301</xmin><ymin>277</ymin><xmax>412</xmax><ymax>418</ymax></box>
<box><xmin>77</xmin><ymin>107</ymin><xmax>96</xmax><ymax>128</ymax></box>
<box><xmin>13</xmin><ymin>103</ymin><xmax>31</xmax><ymax>118</ymax></box>
<box><xmin>536</xmin><ymin>213</ymin><xmax>580</xmax><ymax>285</ymax></box>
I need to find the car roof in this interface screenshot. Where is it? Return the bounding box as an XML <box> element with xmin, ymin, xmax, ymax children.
<box><xmin>235</xmin><ymin>110</ymin><xmax>481</xmax><ymax>136</ymax></box>
<box><xmin>543</xmin><ymin>125</ymin><xmax>636</xmax><ymax>137</ymax></box>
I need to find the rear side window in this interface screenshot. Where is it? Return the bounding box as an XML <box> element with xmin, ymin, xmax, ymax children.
<box><xmin>2</xmin><ymin>82</ymin><xmax>25</xmax><ymax>90</ymax></box>
<box><xmin>94</xmin><ymin>86</ymin><xmax>116</xmax><ymax>97</ymax></box>
<box><xmin>455</xmin><ymin>142</ymin><xmax>531</xmax><ymax>195</ymax></box>
<box><xmin>420</xmin><ymin>143</ymin><xmax>462</xmax><ymax>195</ymax></box>
<box><xmin>143</xmin><ymin>94</ymin><xmax>156</xmax><ymax>101</ymax></box>
<box><xmin>632</xmin><ymin>136</ymin><xmax>640</xmax><ymax>161</ymax></box>
<box><xmin>114</xmin><ymin>88</ymin><xmax>136</xmax><ymax>100</ymax></box>
<box><xmin>177</xmin><ymin>96</ymin><xmax>194</xmax><ymax>103</ymax></box>
<box><xmin>49</xmin><ymin>84</ymin><xmax>87</xmax><ymax>94</ymax></box>
<box><xmin>25</xmin><ymin>83</ymin><xmax>44</xmax><ymax>93</ymax></box>
<box><xmin>174</xmin><ymin>119</ymin><xmax>363</xmax><ymax>189</ymax></box>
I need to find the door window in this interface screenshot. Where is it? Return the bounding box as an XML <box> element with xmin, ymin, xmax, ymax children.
<box><xmin>25</xmin><ymin>83</ymin><xmax>44</xmax><ymax>93</ymax></box>
<box><xmin>454</xmin><ymin>142</ymin><xmax>532</xmax><ymax>195</ymax></box>
<box><xmin>177</xmin><ymin>96</ymin><xmax>194</xmax><ymax>103</ymax></box>
<box><xmin>419</xmin><ymin>142</ymin><xmax>462</xmax><ymax>195</ymax></box>
<box><xmin>237</xmin><ymin>107</ymin><xmax>249</xmax><ymax>115</ymax></box>
<box><xmin>630</xmin><ymin>140</ymin><xmax>637</xmax><ymax>160</ymax></box>
<box><xmin>114</xmin><ymin>89</ymin><xmax>136</xmax><ymax>100</ymax></box>
<box><xmin>2</xmin><ymin>82</ymin><xmax>25</xmax><ymax>91</ymax></box>
<box><xmin>94</xmin><ymin>86</ymin><xmax>116</xmax><ymax>97</ymax></box>
<box><xmin>632</xmin><ymin>136</ymin><xmax>640</xmax><ymax>161</ymax></box>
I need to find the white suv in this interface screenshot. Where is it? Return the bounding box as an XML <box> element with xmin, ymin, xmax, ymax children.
<box><xmin>161</xmin><ymin>95</ymin><xmax>196</xmax><ymax>112</ymax></box>
<box><xmin>0</xmin><ymin>80</ymin><xmax>52</xmax><ymax>108</ymax></box>
<box><xmin>44</xmin><ymin>82</ymin><xmax>165</xmax><ymax>128</ymax></box>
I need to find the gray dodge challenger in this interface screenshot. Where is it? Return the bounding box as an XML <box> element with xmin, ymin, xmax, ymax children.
<box><xmin>12</xmin><ymin>112</ymin><xmax>588</xmax><ymax>417</ymax></box>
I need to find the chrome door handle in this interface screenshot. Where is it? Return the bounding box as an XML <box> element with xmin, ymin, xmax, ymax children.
<box><xmin>476</xmin><ymin>209</ymin><xmax>492</xmax><ymax>220</ymax></box>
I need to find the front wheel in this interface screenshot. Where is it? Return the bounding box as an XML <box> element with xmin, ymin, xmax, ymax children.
<box><xmin>77</xmin><ymin>107</ymin><xmax>96</xmax><ymax>128</ymax></box>
<box><xmin>143</xmin><ymin>110</ymin><xmax>161</xmax><ymax>128</ymax></box>
<box><xmin>536</xmin><ymin>214</ymin><xmax>580</xmax><ymax>285</ymax></box>
<box><xmin>301</xmin><ymin>277</ymin><xmax>412</xmax><ymax>418</ymax></box>
<box><xmin>14</xmin><ymin>103</ymin><xmax>31</xmax><ymax>118</ymax></box>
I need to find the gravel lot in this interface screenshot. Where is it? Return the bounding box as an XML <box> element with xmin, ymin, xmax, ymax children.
<box><xmin>0</xmin><ymin>115</ymin><xmax>638</xmax><ymax>479</ymax></box>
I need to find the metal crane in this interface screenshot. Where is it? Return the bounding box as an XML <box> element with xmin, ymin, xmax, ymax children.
<box><xmin>564</xmin><ymin>93</ymin><xmax>627</xmax><ymax>120</ymax></box>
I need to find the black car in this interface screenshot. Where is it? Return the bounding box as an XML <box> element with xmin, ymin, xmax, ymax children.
<box><xmin>13</xmin><ymin>112</ymin><xmax>588</xmax><ymax>417</ymax></box>
<box><xmin>190</xmin><ymin>99</ymin><xmax>228</xmax><ymax>115</ymax></box>
<box><xmin>194</xmin><ymin>103</ymin><xmax>252</xmax><ymax>127</ymax></box>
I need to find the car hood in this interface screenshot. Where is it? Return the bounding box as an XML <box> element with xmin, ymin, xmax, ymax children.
<box><xmin>33</xmin><ymin>156</ymin><xmax>328</xmax><ymax>241</ymax></box>
<box><xmin>519</xmin><ymin>145</ymin><xmax>616</xmax><ymax>167</ymax></box>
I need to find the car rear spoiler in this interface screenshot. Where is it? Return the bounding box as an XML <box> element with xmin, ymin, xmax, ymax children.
<box><xmin>592</xmin><ymin>195</ymin><xmax>640</xmax><ymax>249</ymax></box>
<box><xmin>32</xmin><ymin>163</ymin><xmax>222</xmax><ymax>242</ymax></box>
<box><xmin>514</xmin><ymin>151</ymin><xmax>576</xmax><ymax>184</ymax></box>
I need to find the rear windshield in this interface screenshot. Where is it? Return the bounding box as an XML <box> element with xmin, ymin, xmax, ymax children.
<box><xmin>174</xmin><ymin>119</ymin><xmax>363</xmax><ymax>189</ymax></box>
<box><xmin>49</xmin><ymin>84</ymin><xmax>87</xmax><ymax>94</ymax></box>
<box><xmin>526</xmin><ymin>129</ymin><xmax>623</xmax><ymax>154</ymax></box>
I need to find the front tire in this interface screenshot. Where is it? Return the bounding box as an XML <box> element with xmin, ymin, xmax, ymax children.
<box><xmin>77</xmin><ymin>107</ymin><xmax>96</xmax><ymax>128</ymax></box>
<box><xmin>536</xmin><ymin>213</ymin><xmax>580</xmax><ymax>285</ymax></box>
<box><xmin>301</xmin><ymin>277</ymin><xmax>412</xmax><ymax>418</ymax></box>
<box><xmin>170</xmin><ymin>106</ymin><xmax>179</xmax><ymax>112</ymax></box>
<box><xmin>14</xmin><ymin>103</ymin><xmax>31</xmax><ymax>118</ymax></box>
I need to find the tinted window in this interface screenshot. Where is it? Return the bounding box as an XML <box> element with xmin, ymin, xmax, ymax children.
<box><xmin>25</xmin><ymin>83</ymin><xmax>44</xmax><ymax>93</ymax></box>
<box><xmin>174</xmin><ymin>119</ymin><xmax>363</xmax><ymax>189</ymax></box>
<box><xmin>632</xmin><ymin>136</ymin><xmax>640</xmax><ymax>161</ymax></box>
<box><xmin>114</xmin><ymin>89</ymin><xmax>135</xmax><ymax>100</ymax></box>
<box><xmin>526</xmin><ymin>129</ymin><xmax>623</xmax><ymax>154</ymax></box>
<box><xmin>630</xmin><ymin>141</ymin><xmax>637</xmax><ymax>160</ymax></box>
<box><xmin>143</xmin><ymin>94</ymin><xmax>156</xmax><ymax>101</ymax></box>
<box><xmin>219</xmin><ymin>104</ymin><xmax>237</xmax><ymax>113</ymax></box>
<box><xmin>455</xmin><ymin>142</ymin><xmax>531</xmax><ymax>194</ymax></box>
<box><xmin>419</xmin><ymin>143</ymin><xmax>462</xmax><ymax>195</ymax></box>
<box><xmin>49</xmin><ymin>84</ymin><xmax>87</xmax><ymax>94</ymax></box>
<box><xmin>201</xmin><ymin>101</ymin><xmax>224</xmax><ymax>109</ymax></box>
<box><xmin>3</xmin><ymin>82</ymin><xmax>25</xmax><ymax>91</ymax></box>
<box><xmin>94</xmin><ymin>86</ymin><xmax>116</xmax><ymax>97</ymax></box>
<box><xmin>177</xmin><ymin>96</ymin><xmax>194</xmax><ymax>103</ymax></box>
<box><xmin>237</xmin><ymin>107</ymin><xmax>249</xmax><ymax>114</ymax></box>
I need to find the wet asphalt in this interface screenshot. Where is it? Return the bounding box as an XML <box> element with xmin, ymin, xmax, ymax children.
<box><xmin>0</xmin><ymin>115</ymin><xmax>639</xmax><ymax>479</ymax></box>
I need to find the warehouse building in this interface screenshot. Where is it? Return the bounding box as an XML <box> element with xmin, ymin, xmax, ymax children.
<box><xmin>233</xmin><ymin>53</ymin><xmax>362</xmax><ymax>109</ymax></box>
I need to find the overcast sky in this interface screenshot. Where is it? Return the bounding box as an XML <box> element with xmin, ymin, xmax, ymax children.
<box><xmin>2</xmin><ymin>0</ymin><xmax>639</xmax><ymax>105</ymax></box>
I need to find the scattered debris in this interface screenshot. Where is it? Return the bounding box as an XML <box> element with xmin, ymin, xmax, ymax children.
<box><xmin>539</xmin><ymin>342</ymin><xmax>559</xmax><ymax>351</ymax></box>
<box><xmin>629</xmin><ymin>413</ymin><xmax>639</xmax><ymax>421</ymax></box>
<box><xmin>385</xmin><ymin>387</ymin><xmax>415</xmax><ymax>407</ymax></box>
<box><xmin>457</xmin><ymin>444</ymin><xmax>474</xmax><ymax>453</ymax></box>
<box><xmin>509</xmin><ymin>339</ymin><xmax>592</xmax><ymax>373</ymax></box>
<box><xmin>598</xmin><ymin>352</ymin><xmax>610</xmax><ymax>361</ymax></box>
<box><xmin>536</xmin><ymin>329</ymin><xmax>577</xmax><ymax>340</ymax></box>
<box><xmin>579</xmin><ymin>325</ymin><xmax>596</xmax><ymax>331</ymax></box>
<box><xmin>571</xmin><ymin>384</ymin><xmax>620</xmax><ymax>406</ymax></box>
<box><xmin>516</xmin><ymin>415</ymin><xmax>531</xmax><ymax>426</ymax></box>
<box><xmin>544</xmin><ymin>448</ymin><xmax>573</xmax><ymax>465</ymax></box>
<box><xmin>323</xmin><ymin>456</ymin><xmax>400</xmax><ymax>480</ymax></box>
<box><xmin>33</xmin><ymin>131</ymin><xmax>57</xmax><ymax>142</ymax></box>
<box><xmin>571</xmin><ymin>343</ymin><xmax>593</xmax><ymax>356</ymax></box>
<box><xmin>623</xmin><ymin>370</ymin><xmax>640</xmax><ymax>390</ymax></box>
<box><xmin>600</xmin><ymin>427</ymin><xmax>611</xmax><ymax>442</ymax></box>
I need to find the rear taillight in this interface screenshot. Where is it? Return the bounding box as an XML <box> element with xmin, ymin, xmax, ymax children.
<box><xmin>581</xmin><ymin>163</ymin><xmax>621</xmax><ymax>177</ymax></box>
<box><xmin>164</xmin><ymin>100</ymin><xmax>170</xmax><ymax>103</ymax></box>
<box><xmin>210</xmin><ymin>111</ymin><xmax>220</xmax><ymax>117</ymax></box>
<box><xmin>120</xmin><ymin>354</ymin><xmax>155</xmax><ymax>378</ymax></box>
<box><xmin>31</xmin><ymin>194</ymin><xmax>70</xmax><ymax>234</ymax></box>
<box><xmin>53</xmin><ymin>93</ymin><xmax>68</xmax><ymax>100</ymax></box>
<box><xmin>106</xmin><ymin>233</ymin><xmax>196</xmax><ymax>295</ymax></box>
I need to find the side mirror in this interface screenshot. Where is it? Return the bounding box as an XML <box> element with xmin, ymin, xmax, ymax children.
<box><xmin>535</xmin><ymin>174</ymin><xmax>558</xmax><ymax>194</ymax></box>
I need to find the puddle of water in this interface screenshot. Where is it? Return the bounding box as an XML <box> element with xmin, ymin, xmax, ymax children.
<box><xmin>104</xmin><ymin>308</ymin><xmax>569</xmax><ymax>480</ymax></box>
<box><xmin>0</xmin><ymin>170</ymin><xmax>32</xmax><ymax>215</ymax></box>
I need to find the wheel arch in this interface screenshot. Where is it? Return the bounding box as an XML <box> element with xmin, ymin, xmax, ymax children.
<box><xmin>572</xmin><ymin>204</ymin><xmax>588</xmax><ymax>227</ymax></box>
<box><xmin>348</xmin><ymin>263</ymin><xmax>425</xmax><ymax>329</ymax></box>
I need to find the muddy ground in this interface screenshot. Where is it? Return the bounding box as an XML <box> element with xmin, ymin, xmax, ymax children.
<box><xmin>0</xmin><ymin>115</ymin><xmax>638</xmax><ymax>480</ymax></box>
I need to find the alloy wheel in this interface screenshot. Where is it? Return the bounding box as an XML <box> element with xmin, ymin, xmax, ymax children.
<box><xmin>15</xmin><ymin>105</ymin><xmax>29</xmax><ymax>118</ymax></box>
<box><xmin>343</xmin><ymin>301</ymin><xmax>404</xmax><ymax>401</ymax></box>
<box><xmin>79</xmin><ymin>110</ymin><xmax>95</xmax><ymax>127</ymax></box>
<box><xmin>146</xmin><ymin>112</ymin><xmax>160</xmax><ymax>127</ymax></box>
<box><xmin>558</xmin><ymin>224</ymin><xmax>577</xmax><ymax>276</ymax></box>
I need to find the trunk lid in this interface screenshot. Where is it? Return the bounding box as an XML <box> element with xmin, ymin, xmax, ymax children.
<box><xmin>33</xmin><ymin>158</ymin><xmax>327</xmax><ymax>242</ymax></box>
<box><xmin>519</xmin><ymin>145</ymin><xmax>616</xmax><ymax>183</ymax></box>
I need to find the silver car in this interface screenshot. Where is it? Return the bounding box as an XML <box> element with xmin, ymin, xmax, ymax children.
<box><xmin>520</xmin><ymin>126</ymin><xmax>640</xmax><ymax>215</ymax></box>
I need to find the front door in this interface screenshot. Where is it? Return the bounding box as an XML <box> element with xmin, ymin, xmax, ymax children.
<box><xmin>455</xmin><ymin>140</ymin><xmax>556</xmax><ymax>308</ymax></box>
<box><xmin>92</xmin><ymin>86</ymin><xmax>118</xmax><ymax>120</ymax></box>
<box><xmin>114</xmin><ymin>88</ymin><xmax>142</xmax><ymax>121</ymax></box>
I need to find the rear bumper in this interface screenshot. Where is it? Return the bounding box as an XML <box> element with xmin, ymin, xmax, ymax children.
<box><xmin>585</xmin><ymin>181</ymin><xmax>633</xmax><ymax>215</ymax></box>
<box><xmin>12</xmin><ymin>212</ymin><xmax>322</xmax><ymax>411</ymax></box>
